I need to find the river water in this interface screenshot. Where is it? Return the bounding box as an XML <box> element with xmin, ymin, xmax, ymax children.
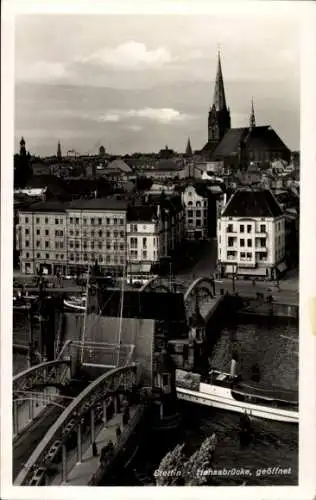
<box><xmin>13</xmin><ymin>313</ymin><xmax>298</xmax><ymax>486</ymax></box>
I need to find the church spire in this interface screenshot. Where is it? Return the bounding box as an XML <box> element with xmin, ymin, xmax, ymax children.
<box><xmin>57</xmin><ymin>141</ymin><xmax>62</xmax><ymax>160</ymax></box>
<box><xmin>213</xmin><ymin>49</ymin><xmax>227</xmax><ymax>111</ymax></box>
<box><xmin>249</xmin><ymin>98</ymin><xmax>256</xmax><ymax>129</ymax></box>
<box><xmin>185</xmin><ymin>137</ymin><xmax>193</xmax><ymax>156</ymax></box>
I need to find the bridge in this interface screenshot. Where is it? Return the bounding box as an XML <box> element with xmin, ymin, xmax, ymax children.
<box><xmin>140</xmin><ymin>275</ymin><xmax>221</xmax><ymax>322</ymax></box>
<box><xmin>15</xmin><ymin>363</ymin><xmax>141</xmax><ymax>486</ymax></box>
<box><xmin>13</xmin><ymin>360</ymin><xmax>72</xmax><ymax>438</ymax></box>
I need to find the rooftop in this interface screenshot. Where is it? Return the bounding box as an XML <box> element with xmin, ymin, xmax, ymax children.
<box><xmin>222</xmin><ymin>188</ymin><xmax>283</xmax><ymax>218</ymax></box>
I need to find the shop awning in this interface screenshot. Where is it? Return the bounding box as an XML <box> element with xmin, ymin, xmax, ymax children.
<box><xmin>277</xmin><ymin>262</ymin><xmax>287</xmax><ymax>273</ymax></box>
<box><xmin>238</xmin><ymin>267</ymin><xmax>266</xmax><ymax>276</ymax></box>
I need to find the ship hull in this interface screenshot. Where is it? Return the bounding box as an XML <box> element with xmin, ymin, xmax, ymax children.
<box><xmin>176</xmin><ymin>386</ymin><xmax>298</xmax><ymax>424</ymax></box>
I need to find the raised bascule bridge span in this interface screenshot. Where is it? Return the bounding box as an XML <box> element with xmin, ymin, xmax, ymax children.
<box><xmin>15</xmin><ymin>363</ymin><xmax>141</xmax><ymax>486</ymax></box>
<box><xmin>140</xmin><ymin>275</ymin><xmax>221</xmax><ymax>323</ymax></box>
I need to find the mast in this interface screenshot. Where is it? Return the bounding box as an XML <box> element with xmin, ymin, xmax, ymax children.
<box><xmin>80</xmin><ymin>263</ymin><xmax>90</xmax><ymax>365</ymax></box>
<box><xmin>116</xmin><ymin>214</ymin><xmax>127</xmax><ymax>366</ymax></box>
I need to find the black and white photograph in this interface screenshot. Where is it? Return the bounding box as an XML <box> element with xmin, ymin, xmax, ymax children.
<box><xmin>1</xmin><ymin>1</ymin><xmax>316</xmax><ymax>498</ymax></box>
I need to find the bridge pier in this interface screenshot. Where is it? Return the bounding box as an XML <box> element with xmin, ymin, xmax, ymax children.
<box><xmin>77</xmin><ymin>421</ymin><xmax>82</xmax><ymax>464</ymax></box>
<box><xmin>28</xmin><ymin>398</ymin><xmax>34</xmax><ymax>421</ymax></box>
<box><xmin>103</xmin><ymin>400</ymin><xmax>108</xmax><ymax>426</ymax></box>
<box><xmin>90</xmin><ymin>408</ymin><xmax>95</xmax><ymax>445</ymax></box>
<box><xmin>62</xmin><ymin>442</ymin><xmax>67</xmax><ymax>484</ymax></box>
<box><xmin>13</xmin><ymin>401</ymin><xmax>19</xmax><ymax>435</ymax></box>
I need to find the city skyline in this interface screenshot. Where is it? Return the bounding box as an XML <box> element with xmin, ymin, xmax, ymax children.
<box><xmin>15</xmin><ymin>13</ymin><xmax>299</xmax><ymax>156</ymax></box>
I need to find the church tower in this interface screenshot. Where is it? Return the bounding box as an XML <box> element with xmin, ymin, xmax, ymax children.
<box><xmin>207</xmin><ymin>50</ymin><xmax>231</xmax><ymax>148</ymax></box>
<box><xmin>57</xmin><ymin>141</ymin><xmax>62</xmax><ymax>161</ymax></box>
<box><xmin>249</xmin><ymin>98</ymin><xmax>256</xmax><ymax>130</ymax></box>
<box><xmin>20</xmin><ymin>137</ymin><xmax>26</xmax><ymax>156</ymax></box>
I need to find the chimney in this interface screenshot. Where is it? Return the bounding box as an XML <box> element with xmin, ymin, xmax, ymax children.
<box><xmin>230</xmin><ymin>358</ymin><xmax>237</xmax><ymax>378</ymax></box>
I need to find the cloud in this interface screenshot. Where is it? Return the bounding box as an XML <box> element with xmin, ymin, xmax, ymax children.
<box><xmin>100</xmin><ymin>107</ymin><xmax>190</xmax><ymax>124</ymax></box>
<box><xmin>81</xmin><ymin>41</ymin><xmax>174</xmax><ymax>68</ymax></box>
<box><xmin>16</xmin><ymin>61</ymin><xmax>69</xmax><ymax>83</ymax></box>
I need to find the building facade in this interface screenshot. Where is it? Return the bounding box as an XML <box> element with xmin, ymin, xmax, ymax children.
<box><xmin>182</xmin><ymin>184</ymin><xmax>209</xmax><ymax>240</ymax></box>
<box><xmin>217</xmin><ymin>189</ymin><xmax>286</xmax><ymax>279</ymax></box>
<box><xmin>16</xmin><ymin>194</ymin><xmax>185</xmax><ymax>277</ymax></box>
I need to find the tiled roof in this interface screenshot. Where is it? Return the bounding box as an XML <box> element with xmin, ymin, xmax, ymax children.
<box><xmin>22</xmin><ymin>200</ymin><xmax>67</xmax><ymax>212</ymax></box>
<box><xmin>127</xmin><ymin>205</ymin><xmax>157</xmax><ymax>222</ymax></box>
<box><xmin>222</xmin><ymin>189</ymin><xmax>283</xmax><ymax>217</ymax></box>
<box><xmin>107</xmin><ymin>159</ymin><xmax>133</xmax><ymax>173</ymax></box>
<box><xmin>69</xmin><ymin>196</ymin><xmax>128</xmax><ymax>211</ymax></box>
<box><xmin>154</xmin><ymin>159</ymin><xmax>184</xmax><ymax>171</ymax></box>
<box><xmin>211</xmin><ymin>128</ymin><xmax>248</xmax><ymax>158</ymax></box>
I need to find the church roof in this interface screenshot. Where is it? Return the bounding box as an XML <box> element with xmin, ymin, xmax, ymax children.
<box><xmin>222</xmin><ymin>188</ymin><xmax>283</xmax><ymax>218</ymax></box>
<box><xmin>211</xmin><ymin>126</ymin><xmax>290</xmax><ymax>159</ymax></box>
<box><xmin>213</xmin><ymin>51</ymin><xmax>227</xmax><ymax>111</ymax></box>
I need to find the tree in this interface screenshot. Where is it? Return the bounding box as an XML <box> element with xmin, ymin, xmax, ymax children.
<box><xmin>156</xmin><ymin>433</ymin><xmax>217</xmax><ymax>486</ymax></box>
<box><xmin>14</xmin><ymin>152</ymin><xmax>33</xmax><ymax>188</ymax></box>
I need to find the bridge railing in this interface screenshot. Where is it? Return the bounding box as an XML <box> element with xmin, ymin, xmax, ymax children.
<box><xmin>15</xmin><ymin>363</ymin><xmax>141</xmax><ymax>486</ymax></box>
<box><xmin>13</xmin><ymin>360</ymin><xmax>71</xmax><ymax>394</ymax></box>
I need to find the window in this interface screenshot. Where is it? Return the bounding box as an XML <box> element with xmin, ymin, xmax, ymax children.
<box><xmin>25</xmin><ymin>240</ymin><xmax>29</xmax><ymax>247</ymax></box>
<box><xmin>69</xmin><ymin>241</ymin><xmax>74</xmax><ymax>248</ymax></box>
<box><xmin>130</xmin><ymin>238</ymin><xmax>137</xmax><ymax>248</ymax></box>
<box><xmin>83</xmin><ymin>241</ymin><xmax>87</xmax><ymax>249</ymax></box>
<box><xmin>240</xmin><ymin>252</ymin><xmax>246</xmax><ymax>259</ymax></box>
<box><xmin>187</xmin><ymin>210</ymin><xmax>193</xmax><ymax>218</ymax></box>
<box><xmin>69</xmin><ymin>217</ymin><xmax>73</xmax><ymax>224</ymax></box>
<box><xmin>106</xmin><ymin>218</ymin><xmax>110</xmax><ymax>225</ymax></box>
<box><xmin>188</xmin><ymin>201</ymin><xmax>193</xmax><ymax>206</ymax></box>
<box><xmin>143</xmin><ymin>225</ymin><xmax>146</xmax><ymax>230</ymax></box>
<box><xmin>45</xmin><ymin>217</ymin><xmax>48</xmax><ymax>224</ymax></box>
<box><xmin>36</xmin><ymin>253</ymin><xmax>40</xmax><ymax>259</ymax></box>
<box><xmin>91</xmin><ymin>242</ymin><xmax>95</xmax><ymax>249</ymax></box>
<box><xmin>143</xmin><ymin>237</ymin><xmax>147</xmax><ymax>248</ymax></box>
<box><xmin>45</xmin><ymin>230</ymin><xmax>49</xmax><ymax>236</ymax></box>
<box><xmin>69</xmin><ymin>230</ymin><xmax>74</xmax><ymax>236</ymax></box>
<box><xmin>90</xmin><ymin>218</ymin><xmax>95</xmax><ymax>225</ymax></box>
<box><xmin>60</xmin><ymin>254</ymin><xmax>64</xmax><ymax>259</ymax></box>
<box><xmin>91</xmin><ymin>230</ymin><xmax>95</xmax><ymax>238</ymax></box>
<box><xmin>228</xmin><ymin>237</ymin><xmax>235</xmax><ymax>247</ymax></box>
<box><xmin>75</xmin><ymin>230</ymin><xmax>79</xmax><ymax>237</ymax></box>
<box><xmin>75</xmin><ymin>254</ymin><xmax>80</xmax><ymax>262</ymax></box>
<box><xmin>196</xmin><ymin>201</ymin><xmax>201</xmax><ymax>207</ymax></box>
<box><xmin>98</xmin><ymin>218</ymin><xmax>102</xmax><ymax>225</ymax></box>
<box><xmin>120</xmin><ymin>243</ymin><xmax>124</xmax><ymax>250</ymax></box>
<box><xmin>26</xmin><ymin>252</ymin><xmax>30</xmax><ymax>258</ymax></box>
<box><xmin>106</xmin><ymin>231</ymin><xmax>111</xmax><ymax>238</ymax></box>
<box><xmin>55</xmin><ymin>218</ymin><xmax>59</xmax><ymax>225</ymax></box>
<box><xmin>131</xmin><ymin>224</ymin><xmax>138</xmax><ymax>232</ymax></box>
<box><xmin>227</xmin><ymin>224</ymin><xmax>234</xmax><ymax>232</ymax></box>
<box><xmin>162</xmin><ymin>374</ymin><xmax>169</xmax><ymax>386</ymax></box>
<box><xmin>114</xmin><ymin>231</ymin><xmax>118</xmax><ymax>238</ymax></box>
<box><xmin>113</xmin><ymin>218</ymin><xmax>118</xmax><ymax>225</ymax></box>
<box><xmin>69</xmin><ymin>254</ymin><xmax>74</xmax><ymax>261</ymax></box>
<box><xmin>246</xmin><ymin>252</ymin><xmax>252</xmax><ymax>259</ymax></box>
<box><xmin>240</xmin><ymin>238</ymin><xmax>245</xmax><ymax>247</ymax></box>
<box><xmin>227</xmin><ymin>251</ymin><xmax>236</xmax><ymax>258</ymax></box>
<box><xmin>120</xmin><ymin>256</ymin><xmax>124</xmax><ymax>263</ymax></box>
<box><xmin>75</xmin><ymin>218</ymin><xmax>79</xmax><ymax>225</ymax></box>
<box><xmin>120</xmin><ymin>219</ymin><xmax>124</xmax><ymax>225</ymax></box>
<box><xmin>106</xmin><ymin>255</ymin><xmax>111</xmax><ymax>263</ymax></box>
<box><xmin>188</xmin><ymin>191</ymin><xmax>192</xmax><ymax>197</ymax></box>
<box><xmin>83</xmin><ymin>253</ymin><xmax>88</xmax><ymax>261</ymax></box>
<box><xmin>106</xmin><ymin>243</ymin><xmax>111</xmax><ymax>250</ymax></box>
<box><xmin>113</xmin><ymin>243</ymin><xmax>118</xmax><ymax>250</ymax></box>
<box><xmin>247</xmin><ymin>225</ymin><xmax>252</xmax><ymax>233</ymax></box>
<box><xmin>120</xmin><ymin>231</ymin><xmax>124</xmax><ymax>238</ymax></box>
<box><xmin>75</xmin><ymin>242</ymin><xmax>79</xmax><ymax>249</ymax></box>
<box><xmin>260</xmin><ymin>238</ymin><xmax>266</xmax><ymax>247</ymax></box>
<box><xmin>98</xmin><ymin>242</ymin><xmax>102</xmax><ymax>249</ymax></box>
<box><xmin>99</xmin><ymin>255</ymin><xmax>103</xmax><ymax>262</ymax></box>
<box><xmin>142</xmin><ymin>250</ymin><xmax>147</xmax><ymax>259</ymax></box>
<box><xmin>130</xmin><ymin>250</ymin><xmax>138</xmax><ymax>259</ymax></box>
<box><xmin>196</xmin><ymin>219</ymin><xmax>201</xmax><ymax>227</ymax></box>
<box><xmin>46</xmin><ymin>253</ymin><xmax>50</xmax><ymax>259</ymax></box>
<box><xmin>113</xmin><ymin>255</ymin><xmax>118</xmax><ymax>263</ymax></box>
<box><xmin>98</xmin><ymin>230</ymin><xmax>102</xmax><ymax>237</ymax></box>
<box><xmin>260</xmin><ymin>224</ymin><xmax>266</xmax><ymax>233</ymax></box>
<box><xmin>25</xmin><ymin>228</ymin><xmax>29</xmax><ymax>235</ymax></box>
<box><xmin>56</xmin><ymin>254</ymin><xmax>59</xmax><ymax>259</ymax></box>
<box><xmin>196</xmin><ymin>210</ymin><xmax>201</xmax><ymax>217</ymax></box>
<box><xmin>45</xmin><ymin>241</ymin><xmax>49</xmax><ymax>248</ymax></box>
<box><xmin>25</xmin><ymin>217</ymin><xmax>29</xmax><ymax>224</ymax></box>
<box><xmin>60</xmin><ymin>218</ymin><xmax>63</xmax><ymax>225</ymax></box>
<box><xmin>36</xmin><ymin>241</ymin><xmax>40</xmax><ymax>248</ymax></box>
<box><xmin>247</xmin><ymin>239</ymin><xmax>252</xmax><ymax>247</ymax></box>
<box><xmin>239</xmin><ymin>224</ymin><xmax>244</xmax><ymax>233</ymax></box>
<box><xmin>83</xmin><ymin>218</ymin><xmax>87</xmax><ymax>225</ymax></box>
<box><xmin>188</xmin><ymin>219</ymin><xmax>193</xmax><ymax>225</ymax></box>
<box><xmin>36</xmin><ymin>217</ymin><xmax>40</xmax><ymax>224</ymax></box>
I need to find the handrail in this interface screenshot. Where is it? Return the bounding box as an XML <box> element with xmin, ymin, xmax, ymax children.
<box><xmin>15</xmin><ymin>363</ymin><xmax>139</xmax><ymax>485</ymax></box>
<box><xmin>13</xmin><ymin>360</ymin><xmax>70</xmax><ymax>386</ymax></box>
<box><xmin>184</xmin><ymin>276</ymin><xmax>213</xmax><ymax>302</ymax></box>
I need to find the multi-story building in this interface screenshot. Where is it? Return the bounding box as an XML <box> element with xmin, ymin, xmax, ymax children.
<box><xmin>217</xmin><ymin>188</ymin><xmax>286</xmax><ymax>279</ymax></box>
<box><xmin>126</xmin><ymin>194</ymin><xmax>185</xmax><ymax>274</ymax></box>
<box><xmin>182</xmin><ymin>183</ymin><xmax>210</xmax><ymax>240</ymax></box>
<box><xmin>16</xmin><ymin>197</ymin><xmax>128</xmax><ymax>276</ymax></box>
<box><xmin>16</xmin><ymin>193</ymin><xmax>185</xmax><ymax>277</ymax></box>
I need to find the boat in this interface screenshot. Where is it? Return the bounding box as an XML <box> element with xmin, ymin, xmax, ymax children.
<box><xmin>63</xmin><ymin>295</ymin><xmax>86</xmax><ymax>312</ymax></box>
<box><xmin>175</xmin><ymin>363</ymin><xmax>298</xmax><ymax>424</ymax></box>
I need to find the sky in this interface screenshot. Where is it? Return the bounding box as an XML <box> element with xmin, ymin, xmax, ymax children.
<box><xmin>14</xmin><ymin>11</ymin><xmax>300</xmax><ymax>156</ymax></box>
